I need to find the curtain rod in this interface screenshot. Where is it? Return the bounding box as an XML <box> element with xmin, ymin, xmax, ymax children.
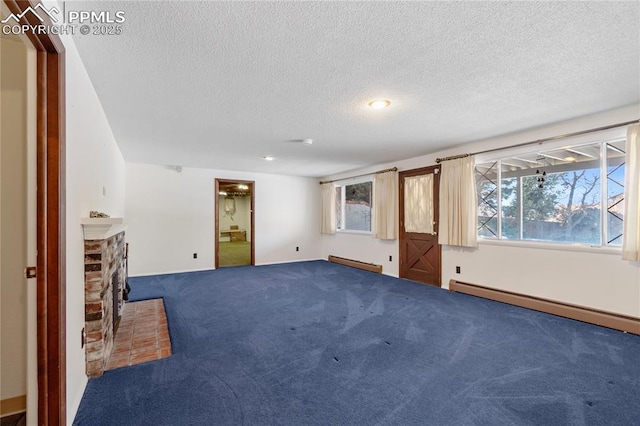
<box><xmin>319</xmin><ymin>167</ymin><xmax>398</xmax><ymax>185</ymax></box>
<box><xmin>435</xmin><ymin>119</ymin><xmax>640</xmax><ymax>164</ymax></box>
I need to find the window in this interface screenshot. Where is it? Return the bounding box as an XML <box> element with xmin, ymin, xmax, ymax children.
<box><xmin>335</xmin><ymin>181</ymin><xmax>372</xmax><ymax>232</ymax></box>
<box><xmin>476</xmin><ymin>139</ymin><xmax>626</xmax><ymax>247</ymax></box>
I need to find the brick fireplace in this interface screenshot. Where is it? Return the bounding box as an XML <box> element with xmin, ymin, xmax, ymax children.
<box><xmin>82</xmin><ymin>218</ymin><xmax>126</xmax><ymax>377</ymax></box>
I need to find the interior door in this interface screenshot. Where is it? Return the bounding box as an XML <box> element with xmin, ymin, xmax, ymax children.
<box><xmin>1</xmin><ymin>2</ymin><xmax>66</xmax><ymax>422</ymax></box>
<box><xmin>399</xmin><ymin>166</ymin><xmax>441</xmax><ymax>286</ymax></box>
<box><xmin>1</xmin><ymin>29</ymin><xmax>39</xmax><ymax>422</ymax></box>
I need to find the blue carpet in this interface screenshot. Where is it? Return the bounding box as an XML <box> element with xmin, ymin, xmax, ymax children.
<box><xmin>73</xmin><ymin>261</ymin><xmax>640</xmax><ymax>425</ymax></box>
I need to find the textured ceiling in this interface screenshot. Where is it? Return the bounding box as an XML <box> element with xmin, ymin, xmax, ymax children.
<box><xmin>71</xmin><ymin>1</ymin><xmax>640</xmax><ymax>177</ymax></box>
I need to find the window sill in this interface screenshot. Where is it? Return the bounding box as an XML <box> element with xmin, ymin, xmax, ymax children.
<box><xmin>336</xmin><ymin>230</ymin><xmax>372</xmax><ymax>236</ymax></box>
<box><xmin>478</xmin><ymin>238</ymin><xmax>623</xmax><ymax>255</ymax></box>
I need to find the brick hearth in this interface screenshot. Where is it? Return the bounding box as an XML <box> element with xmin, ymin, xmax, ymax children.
<box><xmin>106</xmin><ymin>299</ymin><xmax>172</xmax><ymax>370</ymax></box>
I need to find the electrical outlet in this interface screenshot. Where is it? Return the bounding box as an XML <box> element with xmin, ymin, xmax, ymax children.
<box><xmin>81</xmin><ymin>328</ymin><xmax>85</xmax><ymax>348</ymax></box>
<box><xmin>193</xmin><ymin>253</ymin><xmax>198</xmax><ymax>259</ymax></box>
<box><xmin>456</xmin><ymin>266</ymin><xmax>461</xmax><ymax>274</ymax></box>
<box><xmin>296</xmin><ymin>247</ymin><xmax>299</xmax><ymax>252</ymax></box>
<box><xmin>389</xmin><ymin>255</ymin><xmax>392</xmax><ymax>262</ymax></box>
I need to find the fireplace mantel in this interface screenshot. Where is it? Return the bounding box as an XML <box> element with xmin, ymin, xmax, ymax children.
<box><xmin>81</xmin><ymin>217</ymin><xmax>126</xmax><ymax>240</ymax></box>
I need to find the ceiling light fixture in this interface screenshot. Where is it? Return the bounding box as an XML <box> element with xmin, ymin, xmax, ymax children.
<box><xmin>263</xmin><ymin>156</ymin><xmax>275</xmax><ymax>161</ymax></box>
<box><xmin>302</xmin><ymin>138</ymin><xmax>313</xmax><ymax>145</ymax></box>
<box><xmin>368</xmin><ymin>99</ymin><xmax>391</xmax><ymax>109</ymax></box>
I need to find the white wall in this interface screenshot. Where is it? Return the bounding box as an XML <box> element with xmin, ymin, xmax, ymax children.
<box><xmin>321</xmin><ymin>105</ymin><xmax>640</xmax><ymax>318</ymax></box>
<box><xmin>61</xmin><ymin>30</ymin><xmax>126</xmax><ymax>423</ymax></box>
<box><xmin>1</xmin><ymin>36</ymin><xmax>30</xmax><ymax>406</ymax></box>
<box><xmin>125</xmin><ymin>163</ymin><xmax>321</xmax><ymax>276</ymax></box>
<box><xmin>323</xmin><ymin>232</ymin><xmax>399</xmax><ymax>276</ymax></box>
<box><xmin>442</xmin><ymin>243</ymin><xmax>640</xmax><ymax>317</ymax></box>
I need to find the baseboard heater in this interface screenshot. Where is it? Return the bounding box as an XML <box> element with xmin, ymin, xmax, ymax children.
<box><xmin>328</xmin><ymin>255</ymin><xmax>382</xmax><ymax>274</ymax></box>
<box><xmin>449</xmin><ymin>280</ymin><xmax>640</xmax><ymax>336</ymax></box>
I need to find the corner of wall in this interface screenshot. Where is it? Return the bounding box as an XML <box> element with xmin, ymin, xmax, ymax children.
<box><xmin>61</xmin><ymin>29</ymin><xmax>126</xmax><ymax>423</ymax></box>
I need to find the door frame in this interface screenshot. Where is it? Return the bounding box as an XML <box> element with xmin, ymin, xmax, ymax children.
<box><xmin>214</xmin><ymin>179</ymin><xmax>255</xmax><ymax>268</ymax></box>
<box><xmin>398</xmin><ymin>165</ymin><xmax>442</xmax><ymax>287</ymax></box>
<box><xmin>3</xmin><ymin>0</ymin><xmax>66</xmax><ymax>423</ymax></box>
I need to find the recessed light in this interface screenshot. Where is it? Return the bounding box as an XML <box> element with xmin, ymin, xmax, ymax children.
<box><xmin>368</xmin><ymin>99</ymin><xmax>391</xmax><ymax>109</ymax></box>
<box><xmin>263</xmin><ymin>156</ymin><xmax>275</xmax><ymax>161</ymax></box>
<box><xmin>564</xmin><ymin>156</ymin><xmax>576</xmax><ymax>162</ymax></box>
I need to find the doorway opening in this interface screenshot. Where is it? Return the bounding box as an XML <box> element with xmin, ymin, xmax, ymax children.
<box><xmin>215</xmin><ymin>179</ymin><xmax>255</xmax><ymax>267</ymax></box>
<box><xmin>1</xmin><ymin>0</ymin><xmax>66</xmax><ymax>423</ymax></box>
<box><xmin>1</xmin><ymin>27</ymin><xmax>37</xmax><ymax>424</ymax></box>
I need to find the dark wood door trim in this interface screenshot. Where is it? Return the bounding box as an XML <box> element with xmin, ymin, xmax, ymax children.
<box><xmin>214</xmin><ymin>179</ymin><xmax>255</xmax><ymax>268</ymax></box>
<box><xmin>3</xmin><ymin>1</ymin><xmax>66</xmax><ymax>423</ymax></box>
<box><xmin>399</xmin><ymin>166</ymin><xmax>442</xmax><ymax>287</ymax></box>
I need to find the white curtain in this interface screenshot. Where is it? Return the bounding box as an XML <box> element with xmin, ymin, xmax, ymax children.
<box><xmin>404</xmin><ymin>174</ymin><xmax>434</xmax><ymax>234</ymax></box>
<box><xmin>438</xmin><ymin>156</ymin><xmax>478</xmax><ymax>247</ymax></box>
<box><xmin>622</xmin><ymin>124</ymin><xmax>640</xmax><ymax>261</ymax></box>
<box><xmin>373</xmin><ymin>170</ymin><xmax>397</xmax><ymax>240</ymax></box>
<box><xmin>321</xmin><ymin>183</ymin><xmax>336</xmax><ymax>234</ymax></box>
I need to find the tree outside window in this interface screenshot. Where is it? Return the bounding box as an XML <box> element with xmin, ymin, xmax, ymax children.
<box><xmin>335</xmin><ymin>181</ymin><xmax>372</xmax><ymax>232</ymax></box>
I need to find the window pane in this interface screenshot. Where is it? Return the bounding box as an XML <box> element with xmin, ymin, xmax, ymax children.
<box><xmin>476</xmin><ymin>141</ymin><xmax>623</xmax><ymax>248</ymax></box>
<box><xmin>335</xmin><ymin>186</ymin><xmax>343</xmax><ymax>230</ymax></box>
<box><xmin>606</xmin><ymin>140</ymin><xmax>625</xmax><ymax>245</ymax></box>
<box><xmin>521</xmin><ymin>173</ymin><xmax>562</xmax><ymax>241</ymax></box>
<box><xmin>556</xmin><ymin>160</ymin><xmax>602</xmax><ymax>245</ymax></box>
<box><xmin>501</xmin><ymin>177</ymin><xmax>518</xmax><ymax>239</ymax></box>
<box><xmin>344</xmin><ymin>182</ymin><xmax>371</xmax><ymax>231</ymax></box>
<box><xmin>522</xmin><ymin>167</ymin><xmax>601</xmax><ymax>244</ymax></box>
<box><xmin>476</xmin><ymin>162</ymin><xmax>499</xmax><ymax>238</ymax></box>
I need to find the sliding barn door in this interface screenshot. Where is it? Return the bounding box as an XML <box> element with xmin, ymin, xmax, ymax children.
<box><xmin>399</xmin><ymin>166</ymin><xmax>441</xmax><ymax>286</ymax></box>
